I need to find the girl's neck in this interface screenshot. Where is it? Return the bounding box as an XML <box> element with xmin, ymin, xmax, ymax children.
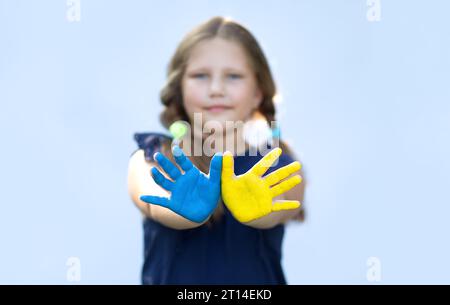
<box><xmin>223</xmin><ymin>127</ymin><xmax>249</xmax><ymax>156</ymax></box>
<box><xmin>203</xmin><ymin>127</ymin><xmax>249</xmax><ymax>156</ymax></box>
<box><xmin>183</xmin><ymin>126</ymin><xmax>249</xmax><ymax>157</ymax></box>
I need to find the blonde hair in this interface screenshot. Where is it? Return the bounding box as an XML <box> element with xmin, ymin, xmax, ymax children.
<box><xmin>157</xmin><ymin>16</ymin><xmax>304</xmax><ymax>224</ymax></box>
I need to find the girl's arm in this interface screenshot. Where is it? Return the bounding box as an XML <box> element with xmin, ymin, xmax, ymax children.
<box><xmin>244</xmin><ymin>167</ymin><xmax>305</xmax><ymax>229</ymax></box>
<box><xmin>127</xmin><ymin>149</ymin><xmax>208</xmax><ymax>230</ymax></box>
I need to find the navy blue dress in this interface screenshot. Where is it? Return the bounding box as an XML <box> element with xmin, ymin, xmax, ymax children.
<box><xmin>133</xmin><ymin>132</ymin><xmax>296</xmax><ymax>285</ymax></box>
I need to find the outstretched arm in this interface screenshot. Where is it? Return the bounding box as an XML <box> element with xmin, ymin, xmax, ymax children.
<box><xmin>128</xmin><ymin>149</ymin><xmax>217</xmax><ymax>230</ymax></box>
<box><xmin>139</xmin><ymin>145</ymin><xmax>223</xmax><ymax>224</ymax></box>
<box><xmin>245</xmin><ymin>167</ymin><xmax>305</xmax><ymax>229</ymax></box>
<box><xmin>221</xmin><ymin>147</ymin><xmax>303</xmax><ymax>227</ymax></box>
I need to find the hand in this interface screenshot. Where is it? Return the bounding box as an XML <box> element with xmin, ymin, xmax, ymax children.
<box><xmin>221</xmin><ymin>147</ymin><xmax>302</xmax><ymax>223</ymax></box>
<box><xmin>140</xmin><ymin>145</ymin><xmax>222</xmax><ymax>223</ymax></box>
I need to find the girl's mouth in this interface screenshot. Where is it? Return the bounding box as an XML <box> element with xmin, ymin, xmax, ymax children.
<box><xmin>204</xmin><ymin>106</ymin><xmax>233</xmax><ymax>113</ymax></box>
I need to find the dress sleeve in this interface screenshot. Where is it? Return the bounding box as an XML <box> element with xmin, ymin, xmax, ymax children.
<box><xmin>132</xmin><ymin>132</ymin><xmax>173</xmax><ymax>162</ymax></box>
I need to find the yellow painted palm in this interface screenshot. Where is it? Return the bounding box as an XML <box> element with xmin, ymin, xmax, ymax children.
<box><xmin>221</xmin><ymin>147</ymin><xmax>302</xmax><ymax>223</ymax></box>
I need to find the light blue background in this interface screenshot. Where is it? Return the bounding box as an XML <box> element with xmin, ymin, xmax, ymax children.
<box><xmin>1</xmin><ymin>0</ymin><xmax>449</xmax><ymax>284</ymax></box>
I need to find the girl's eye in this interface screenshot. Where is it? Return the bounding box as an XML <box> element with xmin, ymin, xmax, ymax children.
<box><xmin>228</xmin><ymin>74</ymin><xmax>242</xmax><ymax>80</ymax></box>
<box><xmin>192</xmin><ymin>73</ymin><xmax>208</xmax><ymax>79</ymax></box>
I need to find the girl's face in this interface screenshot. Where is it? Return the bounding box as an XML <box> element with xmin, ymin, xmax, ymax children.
<box><xmin>182</xmin><ymin>38</ymin><xmax>262</xmax><ymax>130</ymax></box>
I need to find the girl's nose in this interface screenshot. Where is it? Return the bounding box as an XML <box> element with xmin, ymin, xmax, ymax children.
<box><xmin>209</xmin><ymin>76</ymin><xmax>225</xmax><ymax>97</ymax></box>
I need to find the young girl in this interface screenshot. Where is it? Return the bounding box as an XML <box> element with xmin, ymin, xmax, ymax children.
<box><xmin>127</xmin><ymin>16</ymin><xmax>305</xmax><ymax>285</ymax></box>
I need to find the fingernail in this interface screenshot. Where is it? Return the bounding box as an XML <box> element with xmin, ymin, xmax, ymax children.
<box><xmin>172</xmin><ymin>145</ymin><xmax>183</xmax><ymax>157</ymax></box>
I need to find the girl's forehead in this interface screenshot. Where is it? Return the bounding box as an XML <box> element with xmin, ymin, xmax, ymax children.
<box><xmin>186</xmin><ymin>38</ymin><xmax>252</xmax><ymax>70</ymax></box>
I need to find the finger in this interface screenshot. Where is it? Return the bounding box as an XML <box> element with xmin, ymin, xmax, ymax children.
<box><xmin>151</xmin><ymin>167</ymin><xmax>175</xmax><ymax>192</ymax></box>
<box><xmin>270</xmin><ymin>175</ymin><xmax>302</xmax><ymax>198</ymax></box>
<box><xmin>250</xmin><ymin>147</ymin><xmax>282</xmax><ymax>177</ymax></box>
<box><xmin>172</xmin><ymin>145</ymin><xmax>193</xmax><ymax>172</ymax></box>
<box><xmin>221</xmin><ymin>151</ymin><xmax>234</xmax><ymax>179</ymax></box>
<box><xmin>272</xmin><ymin>200</ymin><xmax>301</xmax><ymax>212</ymax></box>
<box><xmin>154</xmin><ymin>152</ymin><xmax>181</xmax><ymax>180</ymax></box>
<box><xmin>209</xmin><ymin>152</ymin><xmax>223</xmax><ymax>183</ymax></box>
<box><xmin>265</xmin><ymin>161</ymin><xmax>301</xmax><ymax>186</ymax></box>
<box><xmin>140</xmin><ymin>195</ymin><xmax>170</xmax><ymax>209</ymax></box>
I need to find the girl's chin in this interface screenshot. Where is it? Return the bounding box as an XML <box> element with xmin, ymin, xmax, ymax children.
<box><xmin>201</xmin><ymin>116</ymin><xmax>240</xmax><ymax>133</ymax></box>
<box><xmin>203</xmin><ymin>114</ymin><xmax>236</xmax><ymax>124</ymax></box>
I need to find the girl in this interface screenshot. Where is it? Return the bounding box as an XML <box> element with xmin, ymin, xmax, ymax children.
<box><xmin>127</xmin><ymin>16</ymin><xmax>305</xmax><ymax>285</ymax></box>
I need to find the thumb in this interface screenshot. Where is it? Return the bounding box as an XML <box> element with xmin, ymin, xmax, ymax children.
<box><xmin>221</xmin><ymin>151</ymin><xmax>235</xmax><ymax>180</ymax></box>
<box><xmin>209</xmin><ymin>152</ymin><xmax>223</xmax><ymax>183</ymax></box>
